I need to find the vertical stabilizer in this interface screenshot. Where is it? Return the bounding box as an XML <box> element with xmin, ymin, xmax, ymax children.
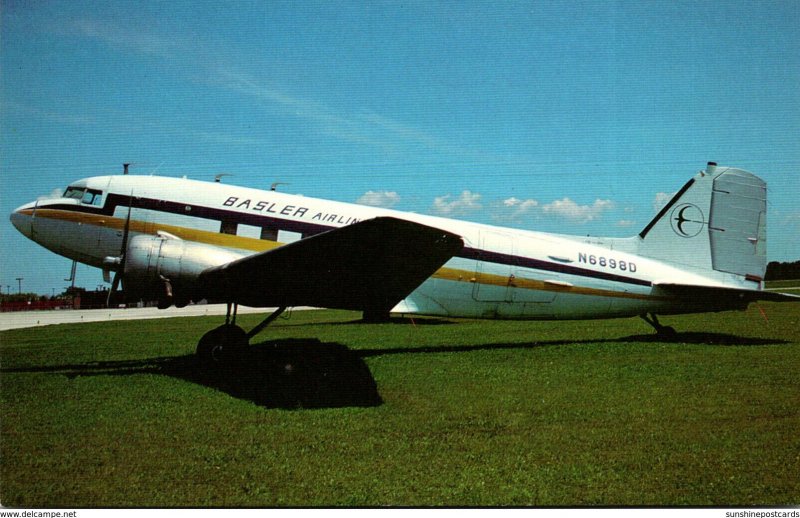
<box><xmin>636</xmin><ymin>163</ymin><xmax>767</xmax><ymax>281</ymax></box>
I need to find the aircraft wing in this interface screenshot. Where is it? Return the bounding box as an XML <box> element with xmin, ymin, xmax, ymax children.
<box><xmin>199</xmin><ymin>217</ymin><xmax>464</xmax><ymax>311</ymax></box>
<box><xmin>653</xmin><ymin>282</ymin><xmax>800</xmax><ymax>306</ymax></box>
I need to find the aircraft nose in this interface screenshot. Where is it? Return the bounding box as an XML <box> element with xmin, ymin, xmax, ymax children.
<box><xmin>10</xmin><ymin>202</ymin><xmax>35</xmax><ymax>238</ymax></box>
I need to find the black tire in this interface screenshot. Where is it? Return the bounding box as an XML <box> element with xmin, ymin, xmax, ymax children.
<box><xmin>196</xmin><ymin>324</ymin><xmax>248</xmax><ymax>367</ymax></box>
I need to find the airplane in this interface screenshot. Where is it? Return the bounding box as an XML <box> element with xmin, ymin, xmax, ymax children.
<box><xmin>10</xmin><ymin>162</ymin><xmax>798</xmax><ymax>364</ymax></box>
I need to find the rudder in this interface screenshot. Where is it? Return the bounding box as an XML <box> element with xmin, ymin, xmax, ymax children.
<box><xmin>708</xmin><ymin>168</ymin><xmax>766</xmax><ymax>280</ymax></box>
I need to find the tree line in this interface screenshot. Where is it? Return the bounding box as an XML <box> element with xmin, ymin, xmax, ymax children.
<box><xmin>765</xmin><ymin>260</ymin><xmax>800</xmax><ymax>281</ymax></box>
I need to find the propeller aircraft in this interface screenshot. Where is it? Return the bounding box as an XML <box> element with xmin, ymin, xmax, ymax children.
<box><xmin>10</xmin><ymin>162</ymin><xmax>798</xmax><ymax>363</ymax></box>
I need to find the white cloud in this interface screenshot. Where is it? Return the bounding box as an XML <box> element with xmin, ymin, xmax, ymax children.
<box><xmin>432</xmin><ymin>190</ymin><xmax>482</xmax><ymax>216</ymax></box>
<box><xmin>541</xmin><ymin>197</ymin><xmax>614</xmax><ymax>223</ymax></box>
<box><xmin>503</xmin><ymin>197</ymin><xmax>539</xmax><ymax>210</ymax></box>
<box><xmin>653</xmin><ymin>192</ymin><xmax>675</xmax><ymax>213</ymax></box>
<box><xmin>513</xmin><ymin>199</ymin><xmax>539</xmax><ymax>213</ymax></box>
<box><xmin>62</xmin><ymin>16</ymin><xmax>527</xmax><ymax>165</ymax></box>
<box><xmin>71</xmin><ymin>18</ymin><xmax>180</xmax><ymax>58</ymax></box>
<box><xmin>499</xmin><ymin>197</ymin><xmax>539</xmax><ymax>221</ymax></box>
<box><xmin>493</xmin><ymin>196</ymin><xmax>621</xmax><ymax>225</ymax></box>
<box><xmin>356</xmin><ymin>191</ymin><xmax>400</xmax><ymax>208</ymax></box>
<box><xmin>616</xmin><ymin>219</ymin><xmax>636</xmax><ymax>227</ymax></box>
<box><xmin>65</xmin><ymin>17</ymin><xmax>441</xmax><ymax>154</ymax></box>
<box><xmin>38</xmin><ymin>188</ymin><xmax>64</xmax><ymax>201</ymax></box>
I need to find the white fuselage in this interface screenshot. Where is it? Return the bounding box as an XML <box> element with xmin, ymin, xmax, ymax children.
<box><xmin>10</xmin><ymin>174</ymin><xmax>742</xmax><ymax>320</ymax></box>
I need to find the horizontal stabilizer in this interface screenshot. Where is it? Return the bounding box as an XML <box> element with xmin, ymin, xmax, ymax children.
<box><xmin>199</xmin><ymin>217</ymin><xmax>464</xmax><ymax>310</ymax></box>
<box><xmin>654</xmin><ymin>282</ymin><xmax>800</xmax><ymax>306</ymax></box>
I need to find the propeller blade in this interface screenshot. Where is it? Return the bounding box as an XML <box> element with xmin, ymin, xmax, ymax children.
<box><xmin>106</xmin><ymin>272</ymin><xmax>122</xmax><ymax>307</ymax></box>
<box><xmin>117</xmin><ymin>198</ymin><xmax>133</xmax><ymax>270</ymax></box>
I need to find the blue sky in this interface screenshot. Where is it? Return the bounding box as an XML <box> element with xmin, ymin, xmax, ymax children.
<box><xmin>2</xmin><ymin>0</ymin><xmax>799</xmax><ymax>295</ymax></box>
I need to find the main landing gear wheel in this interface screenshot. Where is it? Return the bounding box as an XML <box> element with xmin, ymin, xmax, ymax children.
<box><xmin>196</xmin><ymin>323</ymin><xmax>248</xmax><ymax>367</ymax></box>
<box><xmin>195</xmin><ymin>306</ymin><xmax>287</xmax><ymax>368</ymax></box>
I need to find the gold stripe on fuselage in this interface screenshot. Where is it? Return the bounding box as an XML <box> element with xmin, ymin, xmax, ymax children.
<box><xmin>26</xmin><ymin>208</ymin><xmax>664</xmax><ymax>301</ymax></box>
<box><xmin>27</xmin><ymin>208</ymin><xmax>281</xmax><ymax>253</ymax></box>
<box><xmin>431</xmin><ymin>267</ymin><xmax>665</xmax><ymax>301</ymax></box>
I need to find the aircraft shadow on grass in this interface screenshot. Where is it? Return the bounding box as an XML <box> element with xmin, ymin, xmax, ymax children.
<box><xmin>3</xmin><ymin>339</ymin><xmax>383</xmax><ymax>410</ymax></box>
<box><xmin>358</xmin><ymin>330</ymin><xmax>789</xmax><ymax>358</ymax></box>
<box><xmin>3</xmin><ymin>330</ymin><xmax>787</xmax><ymax>409</ymax></box>
<box><xmin>614</xmin><ymin>332</ymin><xmax>791</xmax><ymax>345</ymax></box>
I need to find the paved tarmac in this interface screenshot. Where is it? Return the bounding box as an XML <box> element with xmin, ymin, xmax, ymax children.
<box><xmin>0</xmin><ymin>304</ymin><xmax>288</xmax><ymax>331</ymax></box>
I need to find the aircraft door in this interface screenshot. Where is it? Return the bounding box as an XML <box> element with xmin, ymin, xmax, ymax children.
<box><xmin>88</xmin><ymin>177</ymin><xmax>119</xmax><ymax>260</ymax></box>
<box><xmin>511</xmin><ymin>234</ymin><xmax>557</xmax><ymax>307</ymax></box>
<box><xmin>472</xmin><ymin>230</ymin><xmax>516</xmax><ymax>302</ymax></box>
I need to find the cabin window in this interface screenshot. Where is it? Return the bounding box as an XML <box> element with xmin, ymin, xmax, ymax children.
<box><xmin>220</xmin><ymin>220</ymin><xmax>238</xmax><ymax>235</ymax></box>
<box><xmin>235</xmin><ymin>224</ymin><xmax>261</xmax><ymax>239</ymax></box>
<box><xmin>260</xmin><ymin>227</ymin><xmax>278</xmax><ymax>241</ymax></box>
<box><xmin>278</xmin><ymin>230</ymin><xmax>302</xmax><ymax>243</ymax></box>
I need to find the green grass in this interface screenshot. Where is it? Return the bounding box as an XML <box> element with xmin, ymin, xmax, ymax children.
<box><xmin>765</xmin><ymin>279</ymin><xmax>800</xmax><ymax>291</ymax></box>
<box><xmin>2</xmin><ymin>304</ymin><xmax>799</xmax><ymax>507</ymax></box>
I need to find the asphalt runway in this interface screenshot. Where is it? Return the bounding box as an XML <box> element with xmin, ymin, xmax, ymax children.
<box><xmin>0</xmin><ymin>304</ymin><xmax>293</xmax><ymax>331</ymax></box>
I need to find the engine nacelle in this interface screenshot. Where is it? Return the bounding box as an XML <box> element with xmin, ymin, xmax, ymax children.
<box><xmin>122</xmin><ymin>233</ymin><xmax>248</xmax><ymax>307</ymax></box>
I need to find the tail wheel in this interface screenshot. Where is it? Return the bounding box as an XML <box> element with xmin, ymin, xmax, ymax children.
<box><xmin>656</xmin><ymin>326</ymin><xmax>677</xmax><ymax>340</ymax></box>
<box><xmin>641</xmin><ymin>313</ymin><xmax>678</xmax><ymax>340</ymax></box>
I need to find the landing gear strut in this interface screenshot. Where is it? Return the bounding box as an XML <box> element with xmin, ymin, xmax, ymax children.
<box><xmin>640</xmin><ymin>313</ymin><xmax>677</xmax><ymax>339</ymax></box>
<box><xmin>196</xmin><ymin>304</ymin><xmax>287</xmax><ymax>367</ymax></box>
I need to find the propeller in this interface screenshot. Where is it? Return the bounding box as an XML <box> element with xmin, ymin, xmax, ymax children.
<box><xmin>106</xmin><ymin>199</ymin><xmax>133</xmax><ymax>308</ymax></box>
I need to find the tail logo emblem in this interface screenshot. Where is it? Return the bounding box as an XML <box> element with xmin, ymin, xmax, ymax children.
<box><xmin>670</xmin><ymin>204</ymin><xmax>705</xmax><ymax>237</ymax></box>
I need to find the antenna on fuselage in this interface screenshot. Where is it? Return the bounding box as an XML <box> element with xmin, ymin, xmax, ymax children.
<box><xmin>271</xmin><ymin>182</ymin><xmax>289</xmax><ymax>191</ymax></box>
<box><xmin>215</xmin><ymin>173</ymin><xmax>232</xmax><ymax>183</ymax></box>
<box><xmin>123</xmin><ymin>163</ymin><xmax>130</xmax><ymax>175</ymax></box>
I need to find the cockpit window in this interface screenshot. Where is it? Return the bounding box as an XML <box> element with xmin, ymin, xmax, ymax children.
<box><xmin>64</xmin><ymin>187</ymin><xmax>85</xmax><ymax>199</ymax></box>
<box><xmin>63</xmin><ymin>187</ymin><xmax>103</xmax><ymax>206</ymax></box>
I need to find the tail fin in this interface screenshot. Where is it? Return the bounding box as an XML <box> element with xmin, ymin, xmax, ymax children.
<box><xmin>636</xmin><ymin>162</ymin><xmax>767</xmax><ymax>283</ymax></box>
